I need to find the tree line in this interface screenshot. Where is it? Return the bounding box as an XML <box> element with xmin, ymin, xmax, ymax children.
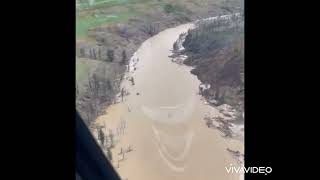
<box><xmin>79</xmin><ymin>47</ymin><xmax>128</xmax><ymax>65</ymax></box>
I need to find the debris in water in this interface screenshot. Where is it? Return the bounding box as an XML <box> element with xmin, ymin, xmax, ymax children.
<box><xmin>129</xmin><ymin>77</ymin><xmax>135</xmax><ymax>85</ymax></box>
<box><xmin>227</xmin><ymin>148</ymin><xmax>244</xmax><ymax>165</ymax></box>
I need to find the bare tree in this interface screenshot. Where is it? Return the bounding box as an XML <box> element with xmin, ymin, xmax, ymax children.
<box><xmin>121</xmin><ymin>88</ymin><xmax>125</xmax><ymax>102</ymax></box>
<box><xmin>106</xmin><ymin>79</ymin><xmax>112</xmax><ymax>90</ymax></box>
<box><xmin>140</xmin><ymin>22</ymin><xmax>156</xmax><ymax>36</ymax></box>
<box><xmin>89</xmin><ymin>48</ymin><xmax>93</xmax><ymax>59</ymax></box>
<box><xmin>120</xmin><ymin>49</ymin><xmax>127</xmax><ymax>65</ymax></box>
<box><xmin>89</xmin><ymin>48</ymin><xmax>96</xmax><ymax>59</ymax></box>
<box><xmin>79</xmin><ymin>48</ymin><xmax>85</xmax><ymax>57</ymax></box>
<box><xmin>98</xmin><ymin>128</ymin><xmax>105</xmax><ymax>148</ymax></box>
<box><xmin>107</xmin><ymin>49</ymin><xmax>114</xmax><ymax>62</ymax></box>
<box><xmin>98</xmin><ymin>47</ymin><xmax>101</xmax><ymax>60</ymax></box>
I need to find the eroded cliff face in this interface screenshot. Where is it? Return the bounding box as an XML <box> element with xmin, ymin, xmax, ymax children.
<box><xmin>174</xmin><ymin>14</ymin><xmax>244</xmax><ymax>121</ymax></box>
<box><xmin>188</xmin><ymin>42</ymin><xmax>244</xmax><ymax>107</ymax></box>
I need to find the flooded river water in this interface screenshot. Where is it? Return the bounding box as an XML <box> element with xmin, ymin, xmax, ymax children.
<box><xmin>95</xmin><ymin>22</ymin><xmax>244</xmax><ymax>180</ymax></box>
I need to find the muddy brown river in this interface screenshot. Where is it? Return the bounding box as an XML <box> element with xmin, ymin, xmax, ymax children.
<box><xmin>95</xmin><ymin>22</ymin><xmax>244</xmax><ymax>180</ymax></box>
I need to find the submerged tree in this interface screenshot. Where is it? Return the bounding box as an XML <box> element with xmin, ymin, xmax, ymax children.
<box><xmin>106</xmin><ymin>148</ymin><xmax>113</xmax><ymax>161</ymax></box>
<box><xmin>105</xmin><ymin>130</ymin><xmax>115</xmax><ymax>161</ymax></box>
<box><xmin>130</xmin><ymin>77</ymin><xmax>135</xmax><ymax>85</ymax></box>
<box><xmin>98</xmin><ymin>128</ymin><xmax>105</xmax><ymax>147</ymax></box>
<box><xmin>121</xmin><ymin>88</ymin><xmax>125</xmax><ymax>102</ymax></box>
<box><xmin>109</xmin><ymin>132</ymin><xmax>115</xmax><ymax>149</ymax></box>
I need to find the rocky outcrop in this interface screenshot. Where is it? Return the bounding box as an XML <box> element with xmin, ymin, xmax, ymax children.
<box><xmin>174</xmin><ymin>14</ymin><xmax>244</xmax><ymax>108</ymax></box>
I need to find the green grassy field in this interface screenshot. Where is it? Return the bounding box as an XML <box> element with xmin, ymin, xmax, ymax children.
<box><xmin>76</xmin><ymin>11</ymin><xmax>142</xmax><ymax>38</ymax></box>
<box><xmin>77</xmin><ymin>0</ymin><xmax>147</xmax><ymax>11</ymax></box>
<box><xmin>76</xmin><ymin>0</ymin><xmax>167</xmax><ymax>38</ymax></box>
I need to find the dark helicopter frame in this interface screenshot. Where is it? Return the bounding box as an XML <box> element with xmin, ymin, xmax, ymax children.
<box><xmin>76</xmin><ymin>112</ymin><xmax>121</xmax><ymax>180</ymax></box>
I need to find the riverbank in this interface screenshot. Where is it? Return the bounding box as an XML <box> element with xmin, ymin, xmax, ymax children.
<box><xmin>170</xmin><ymin>14</ymin><xmax>244</xmax><ymax>165</ymax></box>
